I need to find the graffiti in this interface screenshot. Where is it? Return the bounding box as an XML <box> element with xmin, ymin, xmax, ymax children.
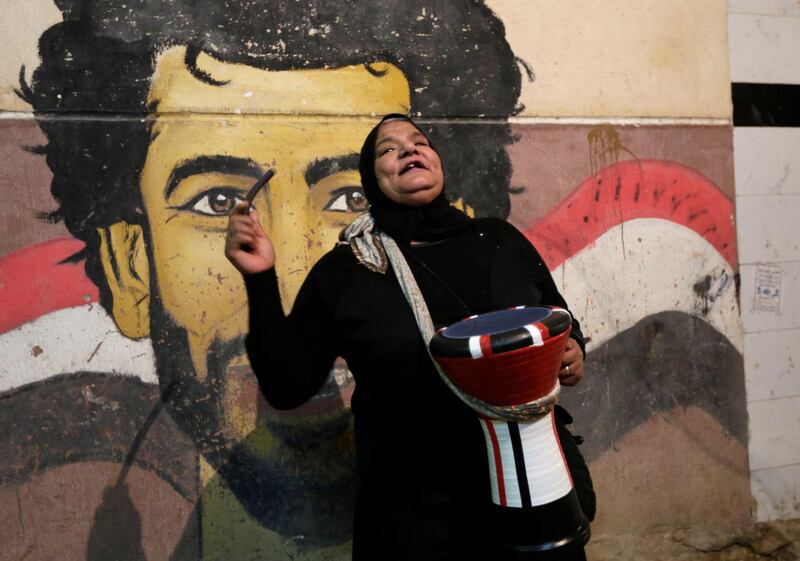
<box><xmin>693</xmin><ymin>268</ymin><xmax>735</xmax><ymax>317</ymax></box>
<box><xmin>1</xmin><ymin>0</ymin><xmax>748</xmax><ymax>559</ymax></box>
<box><xmin>2</xmin><ymin>1</ymin><xmax>521</xmax><ymax>559</ymax></box>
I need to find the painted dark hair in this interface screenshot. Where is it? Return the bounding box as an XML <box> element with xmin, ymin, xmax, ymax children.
<box><xmin>22</xmin><ymin>0</ymin><xmax>522</xmax><ymax>308</ymax></box>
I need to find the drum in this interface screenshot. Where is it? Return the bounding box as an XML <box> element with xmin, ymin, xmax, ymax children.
<box><xmin>429</xmin><ymin>306</ymin><xmax>590</xmax><ymax>554</ymax></box>
<box><xmin>430</xmin><ymin>305</ymin><xmax>572</xmax><ymax>409</ymax></box>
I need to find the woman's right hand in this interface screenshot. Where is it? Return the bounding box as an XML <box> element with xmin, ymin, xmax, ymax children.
<box><xmin>225</xmin><ymin>202</ymin><xmax>275</xmax><ymax>275</ymax></box>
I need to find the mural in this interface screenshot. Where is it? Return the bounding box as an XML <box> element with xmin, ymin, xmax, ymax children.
<box><xmin>0</xmin><ymin>1</ymin><xmax>747</xmax><ymax>559</ymax></box>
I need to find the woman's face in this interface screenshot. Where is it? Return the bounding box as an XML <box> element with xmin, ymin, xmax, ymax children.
<box><xmin>373</xmin><ymin>119</ymin><xmax>444</xmax><ymax>206</ymax></box>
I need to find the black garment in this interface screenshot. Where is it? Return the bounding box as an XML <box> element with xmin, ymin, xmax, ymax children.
<box><xmin>245</xmin><ymin>217</ymin><xmax>592</xmax><ymax>560</ymax></box>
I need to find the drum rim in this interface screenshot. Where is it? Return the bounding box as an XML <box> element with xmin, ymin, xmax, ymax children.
<box><xmin>442</xmin><ymin>306</ymin><xmax>555</xmax><ymax>338</ymax></box>
<box><xmin>430</xmin><ymin>306</ymin><xmax>572</xmax><ymax>359</ymax></box>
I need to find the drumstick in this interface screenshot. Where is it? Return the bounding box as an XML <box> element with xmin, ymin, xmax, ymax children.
<box><xmin>243</xmin><ymin>168</ymin><xmax>276</xmax><ymax>207</ymax></box>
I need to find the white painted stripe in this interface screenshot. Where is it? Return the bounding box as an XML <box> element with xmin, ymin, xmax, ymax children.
<box><xmin>524</xmin><ymin>324</ymin><xmax>545</xmax><ymax>346</ymax></box>
<box><xmin>468</xmin><ymin>336</ymin><xmax>484</xmax><ymax>358</ymax></box>
<box><xmin>479</xmin><ymin>419</ymin><xmax>502</xmax><ymax>505</ymax></box>
<box><xmin>559</xmin><ymin>219</ymin><xmax>743</xmax><ymax>353</ymax></box>
<box><xmin>0</xmin><ymin>112</ymin><xmax>731</xmax><ymax>126</ymax></box>
<box><xmin>0</xmin><ymin>112</ymin><xmax>35</xmax><ymax>119</ymax></box>
<box><xmin>518</xmin><ymin>414</ymin><xmax>573</xmax><ymax>506</ymax></box>
<box><xmin>404</xmin><ymin>116</ymin><xmax>730</xmax><ymax>126</ymax></box>
<box><xmin>510</xmin><ymin>116</ymin><xmax>731</xmax><ymax>126</ymax></box>
<box><xmin>0</xmin><ymin>306</ymin><xmax>157</xmax><ymax>393</ymax></box>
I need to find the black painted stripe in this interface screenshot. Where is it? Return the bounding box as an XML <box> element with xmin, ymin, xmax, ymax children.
<box><xmin>733</xmin><ymin>83</ymin><xmax>800</xmax><ymax>127</ymax></box>
<box><xmin>507</xmin><ymin>422</ymin><xmax>532</xmax><ymax>508</ymax></box>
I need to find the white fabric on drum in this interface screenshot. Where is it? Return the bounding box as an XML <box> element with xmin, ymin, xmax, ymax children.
<box><xmin>519</xmin><ymin>414</ymin><xmax>573</xmax><ymax>506</ymax></box>
<box><xmin>480</xmin><ymin>414</ymin><xmax>573</xmax><ymax>508</ymax></box>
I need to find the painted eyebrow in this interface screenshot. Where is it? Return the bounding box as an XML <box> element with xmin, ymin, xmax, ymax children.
<box><xmin>164</xmin><ymin>155</ymin><xmax>264</xmax><ymax>198</ymax></box>
<box><xmin>304</xmin><ymin>153</ymin><xmax>360</xmax><ymax>188</ymax></box>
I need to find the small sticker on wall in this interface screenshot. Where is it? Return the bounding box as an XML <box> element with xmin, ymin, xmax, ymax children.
<box><xmin>754</xmin><ymin>264</ymin><xmax>782</xmax><ymax>313</ymax></box>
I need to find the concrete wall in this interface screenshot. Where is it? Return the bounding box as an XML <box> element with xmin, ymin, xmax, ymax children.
<box><xmin>729</xmin><ymin>0</ymin><xmax>800</xmax><ymax>523</ymax></box>
<box><xmin>0</xmin><ymin>1</ymin><xmax>751</xmax><ymax>559</ymax></box>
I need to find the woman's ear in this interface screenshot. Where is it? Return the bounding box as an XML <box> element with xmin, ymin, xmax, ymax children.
<box><xmin>97</xmin><ymin>222</ymin><xmax>150</xmax><ymax>339</ymax></box>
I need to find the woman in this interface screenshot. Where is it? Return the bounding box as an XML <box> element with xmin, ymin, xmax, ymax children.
<box><xmin>226</xmin><ymin>114</ymin><xmax>593</xmax><ymax>560</ymax></box>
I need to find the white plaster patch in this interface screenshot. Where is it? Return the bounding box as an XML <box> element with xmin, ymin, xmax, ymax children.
<box><xmin>743</xmin><ymin>328</ymin><xmax>800</xmax><ymax>402</ymax></box>
<box><xmin>734</xmin><ymin>128</ymin><xmax>800</xmax><ymax>197</ymax></box>
<box><xmin>748</xmin><ymin>394</ymin><xmax>800</xmax><ymax>471</ymax></box>
<box><xmin>736</xmin><ymin>194</ymin><xmax>800</xmax><ymax>264</ymax></box>
<box><xmin>728</xmin><ymin>12</ymin><xmax>800</xmax><ymax>84</ymax></box>
<box><xmin>751</xmin><ymin>463</ymin><xmax>800</xmax><ymax>522</ymax></box>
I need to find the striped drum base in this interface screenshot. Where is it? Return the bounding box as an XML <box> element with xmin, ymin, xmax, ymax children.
<box><xmin>480</xmin><ymin>412</ymin><xmax>591</xmax><ymax>553</ymax></box>
<box><xmin>430</xmin><ymin>306</ymin><xmax>589</xmax><ymax>551</ymax></box>
<box><xmin>480</xmin><ymin>412</ymin><xmax>572</xmax><ymax>507</ymax></box>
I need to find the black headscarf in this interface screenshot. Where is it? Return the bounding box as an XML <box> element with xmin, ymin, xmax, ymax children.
<box><xmin>358</xmin><ymin>114</ymin><xmax>471</xmax><ymax>244</ymax></box>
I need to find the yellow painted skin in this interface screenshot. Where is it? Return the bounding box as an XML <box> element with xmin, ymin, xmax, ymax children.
<box><xmin>105</xmin><ymin>46</ymin><xmax>410</xmax><ymax>378</ymax></box>
<box><xmin>140</xmin><ymin>48</ymin><xmax>411</xmax><ymax>376</ymax></box>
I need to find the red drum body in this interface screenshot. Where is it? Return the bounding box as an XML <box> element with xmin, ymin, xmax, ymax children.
<box><xmin>431</xmin><ymin>306</ymin><xmax>572</xmax><ymax>409</ymax></box>
<box><xmin>430</xmin><ymin>306</ymin><xmax>590</xmax><ymax>554</ymax></box>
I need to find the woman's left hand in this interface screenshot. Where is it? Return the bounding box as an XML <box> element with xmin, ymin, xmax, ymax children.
<box><xmin>558</xmin><ymin>338</ymin><xmax>584</xmax><ymax>386</ymax></box>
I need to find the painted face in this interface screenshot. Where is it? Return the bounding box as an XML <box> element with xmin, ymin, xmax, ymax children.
<box><xmin>373</xmin><ymin>119</ymin><xmax>445</xmax><ymax>206</ymax></box>
<box><xmin>133</xmin><ymin>47</ymin><xmax>410</xmax><ymax>440</ymax></box>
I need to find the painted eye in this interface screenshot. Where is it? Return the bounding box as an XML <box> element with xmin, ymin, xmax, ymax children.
<box><xmin>182</xmin><ymin>189</ymin><xmax>246</xmax><ymax>216</ymax></box>
<box><xmin>324</xmin><ymin>187</ymin><xmax>368</xmax><ymax>213</ymax></box>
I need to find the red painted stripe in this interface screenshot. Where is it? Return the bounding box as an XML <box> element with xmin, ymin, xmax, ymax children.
<box><xmin>479</xmin><ymin>334</ymin><xmax>493</xmax><ymax>357</ymax></box>
<box><xmin>0</xmin><ymin>238</ymin><xmax>99</xmax><ymax>334</ymax></box>
<box><xmin>525</xmin><ymin>160</ymin><xmax>737</xmax><ymax>270</ymax></box>
<box><xmin>533</xmin><ymin>321</ymin><xmax>551</xmax><ymax>340</ymax></box>
<box><xmin>485</xmin><ymin>420</ymin><xmax>507</xmax><ymax>506</ymax></box>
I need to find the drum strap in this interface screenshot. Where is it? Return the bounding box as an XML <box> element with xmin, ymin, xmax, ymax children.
<box><xmin>380</xmin><ymin>232</ymin><xmax>559</xmax><ymax>421</ymax></box>
<box><xmin>339</xmin><ymin>212</ymin><xmax>389</xmax><ymax>274</ymax></box>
